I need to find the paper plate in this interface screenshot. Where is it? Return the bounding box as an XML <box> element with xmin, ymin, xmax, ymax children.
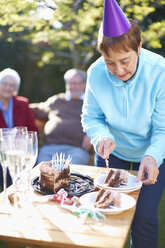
<box><xmin>79</xmin><ymin>191</ymin><xmax>136</xmax><ymax>215</ymax></box>
<box><xmin>94</xmin><ymin>172</ymin><xmax>142</xmax><ymax>193</ymax></box>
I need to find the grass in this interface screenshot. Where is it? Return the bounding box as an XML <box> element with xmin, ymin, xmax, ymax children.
<box><xmin>158</xmin><ymin>190</ymin><xmax>165</xmax><ymax>248</ymax></box>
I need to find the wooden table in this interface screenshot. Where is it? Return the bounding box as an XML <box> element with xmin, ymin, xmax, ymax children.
<box><xmin>0</xmin><ymin>164</ymin><xmax>140</xmax><ymax>248</ymax></box>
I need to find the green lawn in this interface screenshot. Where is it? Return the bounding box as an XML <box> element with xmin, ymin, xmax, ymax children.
<box><xmin>158</xmin><ymin>189</ymin><xmax>165</xmax><ymax>248</ymax></box>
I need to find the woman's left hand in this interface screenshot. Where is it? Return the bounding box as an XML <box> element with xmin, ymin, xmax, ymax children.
<box><xmin>136</xmin><ymin>156</ymin><xmax>159</xmax><ymax>185</ymax></box>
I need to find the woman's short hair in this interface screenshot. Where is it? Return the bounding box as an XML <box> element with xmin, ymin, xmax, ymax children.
<box><xmin>0</xmin><ymin>68</ymin><xmax>21</xmax><ymax>95</ymax></box>
<box><xmin>64</xmin><ymin>69</ymin><xmax>87</xmax><ymax>84</ymax></box>
<box><xmin>98</xmin><ymin>19</ymin><xmax>141</xmax><ymax>55</ymax></box>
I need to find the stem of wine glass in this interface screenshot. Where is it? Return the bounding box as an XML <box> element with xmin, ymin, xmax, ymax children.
<box><xmin>2</xmin><ymin>165</ymin><xmax>7</xmax><ymax>204</ymax></box>
<box><xmin>26</xmin><ymin>162</ymin><xmax>34</xmax><ymax>195</ymax></box>
<box><xmin>27</xmin><ymin>171</ymin><xmax>31</xmax><ymax>193</ymax></box>
<box><xmin>12</xmin><ymin>177</ymin><xmax>19</xmax><ymax>210</ymax></box>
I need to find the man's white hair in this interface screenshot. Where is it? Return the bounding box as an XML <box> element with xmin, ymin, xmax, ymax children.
<box><xmin>64</xmin><ymin>68</ymin><xmax>87</xmax><ymax>84</ymax></box>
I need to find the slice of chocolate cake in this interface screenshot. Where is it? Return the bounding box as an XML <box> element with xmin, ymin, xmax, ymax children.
<box><xmin>94</xmin><ymin>189</ymin><xmax>121</xmax><ymax>208</ymax></box>
<box><xmin>104</xmin><ymin>169</ymin><xmax>128</xmax><ymax>188</ymax></box>
<box><xmin>39</xmin><ymin>160</ymin><xmax>70</xmax><ymax>193</ymax></box>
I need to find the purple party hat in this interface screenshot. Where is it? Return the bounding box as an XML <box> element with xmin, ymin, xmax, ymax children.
<box><xmin>103</xmin><ymin>0</ymin><xmax>131</xmax><ymax>37</ymax></box>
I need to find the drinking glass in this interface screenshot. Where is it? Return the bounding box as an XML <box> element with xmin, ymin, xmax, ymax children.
<box><xmin>14</xmin><ymin>126</ymin><xmax>28</xmax><ymax>171</ymax></box>
<box><xmin>3</xmin><ymin>128</ymin><xmax>28</xmax><ymax>209</ymax></box>
<box><xmin>25</xmin><ymin>131</ymin><xmax>38</xmax><ymax>195</ymax></box>
<box><xmin>14</xmin><ymin>126</ymin><xmax>28</xmax><ymax>134</ymax></box>
<box><xmin>0</xmin><ymin>128</ymin><xmax>15</xmax><ymax>212</ymax></box>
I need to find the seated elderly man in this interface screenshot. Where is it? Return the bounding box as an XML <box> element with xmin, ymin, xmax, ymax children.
<box><xmin>30</xmin><ymin>68</ymin><xmax>92</xmax><ymax>165</ymax></box>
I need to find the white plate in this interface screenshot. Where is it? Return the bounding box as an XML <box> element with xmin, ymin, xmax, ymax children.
<box><xmin>79</xmin><ymin>191</ymin><xmax>136</xmax><ymax>215</ymax></box>
<box><xmin>94</xmin><ymin>172</ymin><xmax>142</xmax><ymax>193</ymax></box>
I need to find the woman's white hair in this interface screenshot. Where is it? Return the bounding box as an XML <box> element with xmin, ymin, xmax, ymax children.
<box><xmin>0</xmin><ymin>68</ymin><xmax>21</xmax><ymax>95</ymax></box>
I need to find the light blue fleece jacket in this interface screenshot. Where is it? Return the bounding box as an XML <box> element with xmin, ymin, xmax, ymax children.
<box><xmin>81</xmin><ymin>48</ymin><xmax>165</xmax><ymax>167</ymax></box>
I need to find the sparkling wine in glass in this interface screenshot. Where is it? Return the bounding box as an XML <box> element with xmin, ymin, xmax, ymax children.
<box><xmin>14</xmin><ymin>126</ymin><xmax>28</xmax><ymax>172</ymax></box>
<box><xmin>0</xmin><ymin>128</ymin><xmax>15</xmax><ymax>212</ymax></box>
<box><xmin>3</xmin><ymin>128</ymin><xmax>28</xmax><ymax>209</ymax></box>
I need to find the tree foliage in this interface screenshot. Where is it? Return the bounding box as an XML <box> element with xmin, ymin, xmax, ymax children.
<box><xmin>0</xmin><ymin>0</ymin><xmax>164</xmax><ymax>100</ymax></box>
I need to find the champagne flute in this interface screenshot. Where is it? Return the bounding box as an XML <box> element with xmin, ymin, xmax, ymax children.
<box><xmin>14</xmin><ymin>126</ymin><xmax>28</xmax><ymax>133</ymax></box>
<box><xmin>14</xmin><ymin>126</ymin><xmax>28</xmax><ymax>171</ymax></box>
<box><xmin>25</xmin><ymin>131</ymin><xmax>38</xmax><ymax>195</ymax></box>
<box><xmin>0</xmin><ymin>128</ymin><xmax>15</xmax><ymax>212</ymax></box>
<box><xmin>3</xmin><ymin>128</ymin><xmax>28</xmax><ymax>210</ymax></box>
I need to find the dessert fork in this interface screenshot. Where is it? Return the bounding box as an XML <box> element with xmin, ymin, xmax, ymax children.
<box><xmin>105</xmin><ymin>158</ymin><xmax>109</xmax><ymax>168</ymax></box>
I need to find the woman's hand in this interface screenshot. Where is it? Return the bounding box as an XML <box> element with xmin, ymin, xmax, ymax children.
<box><xmin>97</xmin><ymin>138</ymin><xmax>115</xmax><ymax>159</ymax></box>
<box><xmin>136</xmin><ymin>156</ymin><xmax>159</xmax><ymax>185</ymax></box>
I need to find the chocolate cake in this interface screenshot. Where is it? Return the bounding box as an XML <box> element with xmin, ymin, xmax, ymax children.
<box><xmin>39</xmin><ymin>160</ymin><xmax>70</xmax><ymax>193</ymax></box>
<box><xmin>94</xmin><ymin>189</ymin><xmax>121</xmax><ymax>208</ymax></box>
<box><xmin>104</xmin><ymin>169</ymin><xmax>128</xmax><ymax>187</ymax></box>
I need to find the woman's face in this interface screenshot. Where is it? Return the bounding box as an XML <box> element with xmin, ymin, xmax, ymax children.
<box><xmin>0</xmin><ymin>76</ymin><xmax>17</xmax><ymax>99</ymax></box>
<box><xmin>102</xmin><ymin>46</ymin><xmax>141</xmax><ymax>81</ymax></box>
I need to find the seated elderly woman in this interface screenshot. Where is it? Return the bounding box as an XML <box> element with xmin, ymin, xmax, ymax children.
<box><xmin>0</xmin><ymin>68</ymin><xmax>38</xmax><ymax>190</ymax></box>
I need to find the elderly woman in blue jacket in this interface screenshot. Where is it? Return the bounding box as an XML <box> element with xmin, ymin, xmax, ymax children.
<box><xmin>81</xmin><ymin>9</ymin><xmax>165</xmax><ymax>248</ymax></box>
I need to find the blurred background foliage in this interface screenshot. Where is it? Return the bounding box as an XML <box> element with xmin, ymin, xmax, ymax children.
<box><xmin>0</xmin><ymin>0</ymin><xmax>165</xmax><ymax>102</ymax></box>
